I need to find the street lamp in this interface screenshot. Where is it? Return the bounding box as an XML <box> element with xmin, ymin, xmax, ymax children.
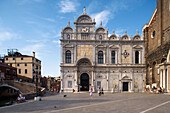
<box><xmin>33</xmin><ymin>69</ymin><xmax>38</xmax><ymax>97</ymax></box>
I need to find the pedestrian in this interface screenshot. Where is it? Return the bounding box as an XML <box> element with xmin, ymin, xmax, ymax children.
<box><xmin>98</xmin><ymin>87</ymin><xmax>101</xmax><ymax>96</ymax></box>
<box><xmin>101</xmin><ymin>88</ymin><xmax>104</xmax><ymax>96</ymax></box>
<box><xmin>90</xmin><ymin>88</ymin><xmax>93</xmax><ymax>97</ymax></box>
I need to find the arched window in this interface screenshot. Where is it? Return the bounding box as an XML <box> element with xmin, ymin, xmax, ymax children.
<box><xmin>67</xmin><ymin>34</ymin><xmax>70</xmax><ymax>39</ymax></box>
<box><xmin>99</xmin><ymin>35</ymin><xmax>102</xmax><ymax>39</ymax></box>
<box><xmin>111</xmin><ymin>51</ymin><xmax>115</xmax><ymax>64</ymax></box>
<box><xmin>98</xmin><ymin>51</ymin><xmax>103</xmax><ymax>64</ymax></box>
<box><xmin>135</xmin><ymin>51</ymin><xmax>139</xmax><ymax>64</ymax></box>
<box><xmin>65</xmin><ymin>50</ymin><xmax>71</xmax><ymax>63</ymax></box>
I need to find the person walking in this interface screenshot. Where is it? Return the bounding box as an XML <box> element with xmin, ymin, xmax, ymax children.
<box><xmin>98</xmin><ymin>87</ymin><xmax>101</xmax><ymax>96</ymax></box>
<box><xmin>101</xmin><ymin>88</ymin><xmax>104</xmax><ymax>96</ymax></box>
<box><xmin>90</xmin><ymin>88</ymin><xmax>93</xmax><ymax>97</ymax></box>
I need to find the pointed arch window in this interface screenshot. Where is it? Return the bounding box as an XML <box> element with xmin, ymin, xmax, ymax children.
<box><xmin>98</xmin><ymin>51</ymin><xmax>103</xmax><ymax>64</ymax></box>
<box><xmin>65</xmin><ymin>50</ymin><xmax>71</xmax><ymax>63</ymax></box>
<box><xmin>135</xmin><ymin>51</ymin><xmax>139</xmax><ymax>64</ymax></box>
<box><xmin>111</xmin><ymin>51</ymin><xmax>115</xmax><ymax>64</ymax></box>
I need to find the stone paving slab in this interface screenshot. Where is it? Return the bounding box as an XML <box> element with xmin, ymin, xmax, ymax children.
<box><xmin>0</xmin><ymin>93</ymin><xmax>169</xmax><ymax>113</ymax></box>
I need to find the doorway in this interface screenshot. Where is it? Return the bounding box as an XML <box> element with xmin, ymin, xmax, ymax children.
<box><xmin>123</xmin><ymin>82</ymin><xmax>128</xmax><ymax>91</ymax></box>
<box><xmin>80</xmin><ymin>73</ymin><xmax>89</xmax><ymax>91</ymax></box>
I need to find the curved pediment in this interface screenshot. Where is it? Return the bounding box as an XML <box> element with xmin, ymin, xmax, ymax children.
<box><xmin>63</xmin><ymin>26</ymin><xmax>74</xmax><ymax>33</ymax></box>
<box><xmin>133</xmin><ymin>34</ymin><xmax>141</xmax><ymax>40</ymax></box>
<box><xmin>77</xmin><ymin>14</ymin><xmax>92</xmax><ymax>23</ymax></box>
<box><xmin>96</xmin><ymin>27</ymin><xmax>106</xmax><ymax>33</ymax></box>
<box><xmin>96</xmin><ymin>44</ymin><xmax>106</xmax><ymax>48</ymax></box>
<box><xmin>109</xmin><ymin>34</ymin><xmax>119</xmax><ymax>40</ymax></box>
<box><xmin>121</xmin><ymin>34</ymin><xmax>130</xmax><ymax>40</ymax></box>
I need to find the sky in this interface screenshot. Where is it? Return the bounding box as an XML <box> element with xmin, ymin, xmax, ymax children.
<box><xmin>0</xmin><ymin>0</ymin><xmax>157</xmax><ymax>77</ymax></box>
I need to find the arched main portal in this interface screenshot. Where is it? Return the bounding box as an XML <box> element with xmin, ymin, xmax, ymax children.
<box><xmin>80</xmin><ymin>73</ymin><xmax>89</xmax><ymax>91</ymax></box>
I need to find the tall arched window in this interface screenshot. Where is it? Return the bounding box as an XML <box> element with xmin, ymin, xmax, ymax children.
<box><xmin>135</xmin><ymin>51</ymin><xmax>139</xmax><ymax>64</ymax></box>
<box><xmin>111</xmin><ymin>51</ymin><xmax>115</xmax><ymax>64</ymax></box>
<box><xmin>98</xmin><ymin>51</ymin><xmax>103</xmax><ymax>64</ymax></box>
<box><xmin>65</xmin><ymin>50</ymin><xmax>71</xmax><ymax>63</ymax></box>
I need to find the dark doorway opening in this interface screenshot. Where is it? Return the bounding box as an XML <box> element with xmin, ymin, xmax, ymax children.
<box><xmin>123</xmin><ymin>82</ymin><xmax>128</xmax><ymax>91</ymax></box>
<box><xmin>80</xmin><ymin>73</ymin><xmax>89</xmax><ymax>91</ymax></box>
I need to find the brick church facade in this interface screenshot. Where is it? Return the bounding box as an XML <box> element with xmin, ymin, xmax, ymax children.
<box><xmin>143</xmin><ymin>0</ymin><xmax>170</xmax><ymax>92</ymax></box>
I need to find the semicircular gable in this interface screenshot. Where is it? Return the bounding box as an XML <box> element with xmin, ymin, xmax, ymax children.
<box><xmin>63</xmin><ymin>27</ymin><xmax>73</xmax><ymax>33</ymax></box>
<box><xmin>121</xmin><ymin>34</ymin><xmax>130</xmax><ymax>40</ymax></box>
<box><xmin>133</xmin><ymin>34</ymin><xmax>141</xmax><ymax>40</ymax></box>
<box><xmin>109</xmin><ymin>34</ymin><xmax>118</xmax><ymax>40</ymax></box>
<box><xmin>96</xmin><ymin>27</ymin><xmax>105</xmax><ymax>33</ymax></box>
<box><xmin>77</xmin><ymin>14</ymin><xmax>92</xmax><ymax>23</ymax></box>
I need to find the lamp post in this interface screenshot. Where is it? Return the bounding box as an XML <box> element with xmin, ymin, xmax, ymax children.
<box><xmin>36</xmin><ymin>69</ymin><xmax>38</xmax><ymax>97</ymax></box>
<box><xmin>34</xmin><ymin>69</ymin><xmax>38</xmax><ymax>97</ymax></box>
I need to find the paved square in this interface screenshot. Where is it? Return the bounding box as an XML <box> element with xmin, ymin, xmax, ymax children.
<box><xmin>0</xmin><ymin>93</ymin><xmax>169</xmax><ymax>113</ymax></box>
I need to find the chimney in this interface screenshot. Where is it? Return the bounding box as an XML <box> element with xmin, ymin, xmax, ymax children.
<box><xmin>33</xmin><ymin>52</ymin><xmax>35</xmax><ymax>57</ymax></box>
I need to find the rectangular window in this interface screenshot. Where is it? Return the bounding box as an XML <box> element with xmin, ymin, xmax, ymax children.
<box><xmin>6</xmin><ymin>58</ymin><xmax>8</xmax><ymax>61</ymax></box>
<box><xmin>19</xmin><ymin>69</ymin><xmax>21</xmax><ymax>74</ymax></box>
<box><xmin>36</xmin><ymin>65</ymin><xmax>38</xmax><ymax>69</ymax></box>
<box><xmin>6</xmin><ymin>69</ymin><xmax>10</xmax><ymax>75</ymax></box>
<box><xmin>68</xmin><ymin>81</ymin><xmax>72</xmax><ymax>88</ymax></box>
<box><xmin>111</xmin><ymin>51</ymin><xmax>116</xmax><ymax>64</ymax></box>
<box><xmin>13</xmin><ymin>58</ymin><xmax>15</xmax><ymax>60</ymax></box>
<box><xmin>25</xmin><ymin>69</ymin><xmax>27</xmax><ymax>74</ymax></box>
<box><xmin>97</xmin><ymin>81</ymin><xmax>101</xmax><ymax>88</ymax></box>
<box><xmin>21</xmin><ymin>57</ymin><xmax>23</xmax><ymax>60</ymax></box>
<box><xmin>13</xmin><ymin>70</ymin><xmax>16</xmax><ymax>76</ymax></box>
<box><xmin>25</xmin><ymin>63</ymin><xmax>27</xmax><ymax>66</ymax></box>
<box><xmin>17</xmin><ymin>64</ymin><xmax>20</xmax><ymax>66</ymax></box>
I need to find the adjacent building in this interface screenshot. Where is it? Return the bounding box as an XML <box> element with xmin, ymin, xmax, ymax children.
<box><xmin>4</xmin><ymin>49</ymin><xmax>41</xmax><ymax>83</ymax></box>
<box><xmin>143</xmin><ymin>0</ymin><xmax>170</xmax><ymax>92</ymax></box>
<box><xmin>60</xmin><ymin>8</ymin><xmax>145</xmax><ymax>92</ymax></box>
<box><xmin>0</xmin><ymin>63</ymin><xmax>17</xmax><ymax>81</ymax></box>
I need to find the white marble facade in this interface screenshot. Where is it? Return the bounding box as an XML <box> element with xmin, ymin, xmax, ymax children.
<box><xmin>60</xmin><ymin>8</ymin><xmax>145</xmax><ymax>92</ymax></box>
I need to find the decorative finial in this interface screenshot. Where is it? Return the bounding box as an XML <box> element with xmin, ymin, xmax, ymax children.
<box><xmin>136</xmin><ymin>29</ymin><xmax>139</xmax><ymax>34</ymax></box>
<box><xmin>83</xmin><ymin>7</ymin><xmax>86</xmax><ymax>14</ymax></box>
<box><xmin>100</xmin><ymin>21</ymin><xmax>102</xmax><ymax>26</ymax></box>
<box><xmin>68</xmin><ymin>20</ymin><xmax>70</xmax><ymax>26</ymax></box>
<box><xmin>74</xmin><ymin>17</ymin><xmax>76</xmax><ymax>22</ymax></box>
<box><xmin>61</xmin><ymin>26</ymin><xmax>63</xmax><ymax>32</ymax></box>
<box><xmin>125</xmin><ymin>29</ymin><xmax>127</xmax><ymax>34</ymax></box>
<box><xmin>93</xmin><ymin>18</ymin><xmax>95</xmax><ymax>22</ymax></box>
<box><xmin>113</xmin><ymin>30</ymin><xmax>115</xmax><ymax>34</ymax></box>
<box><xmin>131</xmin><ymin>34</ymin><xmax>132</xmax><ymax>38</ymax></box>
<box><xmin>107</xmin><ymin>27</ymin><xmax>108</xmax><ymax>31</ymax></box>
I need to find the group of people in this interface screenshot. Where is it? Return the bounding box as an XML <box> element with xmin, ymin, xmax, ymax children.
<box><xmin>90</xmin><ymin>87</ymin><xmax>104</xmax><ymax>97</ymax></box>
<box><xmin>16</xmin><ymin>94</ymin><xmax>26</xmax><ymax>103</ymax></box>
<box><xmin>152</xmin><ymin>86</ymin><xmax>164</xmax><ymax>94</ymax></box>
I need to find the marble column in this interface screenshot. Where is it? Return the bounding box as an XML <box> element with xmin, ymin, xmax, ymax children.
<box><xmin>107</xmin><ymin>72</ymin><xmax>109</xmax><ymax>91</ymax></box>
<box><xmin>75</xmin><ymin>68</ymin><xmax>78</xmax><ymax>91</ymax></box>
<box><xmin>92</xmin><ymin>70</ymin><xmax>94</xmax><ymax>91</ymax></box>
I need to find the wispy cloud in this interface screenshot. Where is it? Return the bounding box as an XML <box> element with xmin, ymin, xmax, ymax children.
<box><xmin>0</xmin><ymin>31</ymin><xmax>19</xmax><ymax>41</ymax></box>
<box><xmin>91</xmin><ymin>10</ymin><xmax>111</xmax><ymax>27</ymax></box>
<box><xmin>21</xmin><ymin>43</ymin><xmax>44</xmax><ymax>58</ymax></box>
<box><xmin>41</xmin><ymin>17</ymin><xmax>56</xmax><ymax>23</ymax></box>
<box><xmin>52</xmin><ymin>40</ymin><xmax>60</xmax><ymax>44</ymax></box>
<box><xmin>58</xmin><ymin>0</ymin><xmax>79</xmax><ymax>13</ymax></box>
<box><xmin>115</xmin><ymin>28</ymin><xmax>125</xmax><ymax>36</ymax></box>
<box><xmin>89</xmin><ymin>0</ymin><xmax>128</xmax><ymax>28</ymax></box>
